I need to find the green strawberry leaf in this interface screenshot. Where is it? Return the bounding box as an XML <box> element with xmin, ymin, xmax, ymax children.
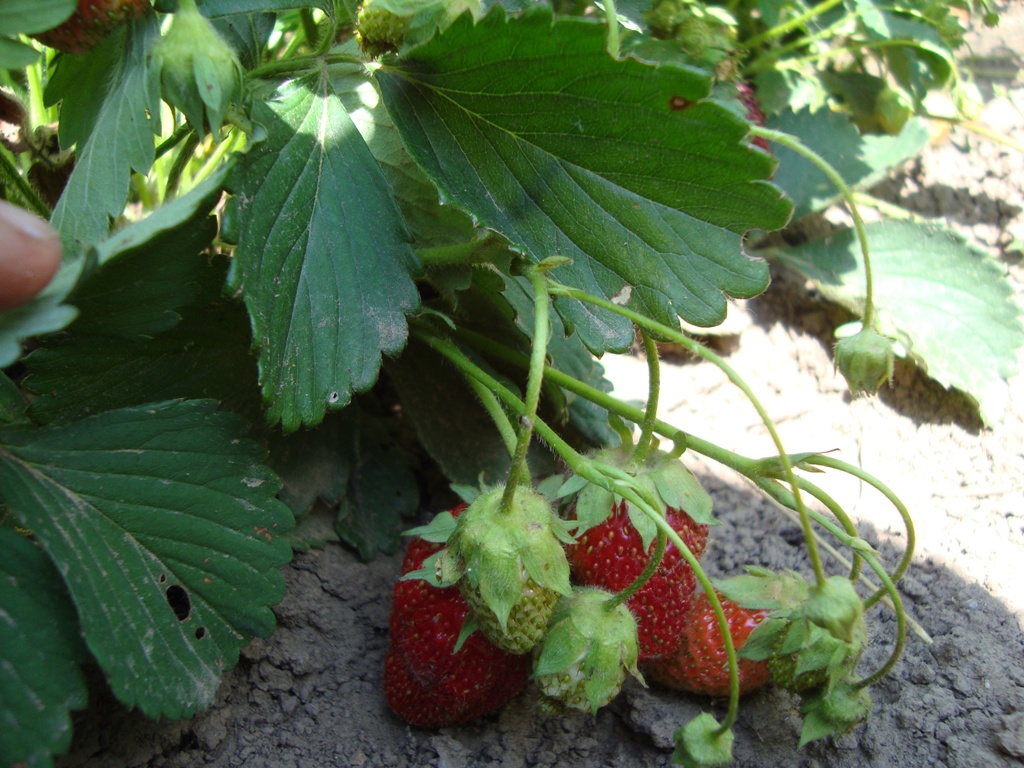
<box><xmin>377</xmin><ymin>6</ymin><xmax>791</xmax><ymax>353</ymax></box>
<box><xmin>673</xmin><ymin>713</ymin><xmax>734</xmax><ymax>768</ymax></box>
<box><xmin>0</xmin><ymin>372</ymin><xmax>26</xmax><ymax>424</ymax></box>
<box><xmin>329</xmin><ymin>41</ymin><xmax>476</xmax><ymax>249</ymax></box>
<box><xmin>23</xmin><ymin>293</ymin><xmax>260</xmax><ymax>426</ymax></box>
<box><xmin>771</xmin><ymin>220</ymin><xmax>1024</xmax><ymax>425</ymax></box>
<box><xmin>0</xmin><ymin>0</ymin><xmax>75</xmax><ymax>34</ymax></box>
<box><xmin>765</xmin><ymin>108</ymin><xmax>929</xmax><ymax>219</ymax></box>
<box><xmin>269</xmin><ymin>405</ymin><xmax>420</xmax><ymax>561</ymax></box>
<box><xmin>3</xmin><ymin>15</ymin><xmax>163</xmax><ymax>365</ymax></box>
<box><xmin>51</xmin><ymin>12</ymin><xmax>162</xmax><ymax>256</ymax></box>
<box><xmin>0</xmin><ymin>527</ymin><xmax>89</xmax><ymax>768</ymax></box>
<box><xmin>0</xmin><ymin>36</ymin><xmax>43</xmax><ymax>68</ymax></box>
<box><xmin>230</xmin><ymin>70</ymin><xmax>420</xmax><ymax>431</ymax></box>
<box><xmin>0</xmin><ymin>400</ymin><xmax>293</xmax><ymax>719</ymax></box>
<box><xmin>385</xmin><ymin>335</ymin><xmax>527</xmax><ymax>486</ymax></box>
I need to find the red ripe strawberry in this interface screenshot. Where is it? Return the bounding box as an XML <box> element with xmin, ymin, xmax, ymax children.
<box><xmin>646</xmin><ymin>590</ymin><xmax>770</xmax><ymax>698</ymax></box>
<box><xmin>568</xmin><ymin>499</ymin><xmax>709</xmax><ymax>664</ymax></box>
<box><xmin>735</xmin><ymin>81</ymin><xmax>771</xmax><ymax>154</ymax></box>
<box><xmin>32</xmin><ymin>0</ymin><xmax>149</xmax><ymax>55</ymax></box>
<box><xmin>383</xmin><ymin>518</ymin><xmax>530</xmax><ymax>729</ymax></box>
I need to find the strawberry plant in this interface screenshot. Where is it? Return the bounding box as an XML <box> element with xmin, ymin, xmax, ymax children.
<box><xmin>0</xmin><ymin>0</ymin><xmax>1019</xmax><ymax>766</ymax></box>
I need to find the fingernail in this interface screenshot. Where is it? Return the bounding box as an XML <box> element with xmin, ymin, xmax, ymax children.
<box><xmin>0</xmin><ymin>200</ymin><xmax>58</xmax><ymax>241</ymax></box>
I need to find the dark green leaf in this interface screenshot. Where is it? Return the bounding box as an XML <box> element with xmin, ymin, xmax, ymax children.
<box><xmin>0</xmin><ymin>400</ymin><xmax>293</xmax><ymax>719</ymax></box>
<box><xmin>0</xmin><ymin>0</ymin><xmax>75</xmax><ymax>34</ymax></box>
<box><xmin>0</xmin><ymin>528</ymin><xmax>89</xmax><ymax>768</ymax></box>
<box><xmin>213</xmin><ymin>11</ymin><xmax>277</xmax><ymax>69</ymax></box>
<box><xmin>378</xmin><ymin>7</ymin><xmax>790</xmax><ymax>352</ymax></box>
<box><xmin>50</xmin><ymin>12</ymin><xmax>162</xmax><ymax>255</ymax></box>
<box><xmin>68</xmin><ymin>168</ymin><xmax>226</xmax><ymax>339</ymax></box>
<box><xmin>772</xmin><ymin>220</ymin><xmax>1023</xmax><ymax>424</ymax></box>
<box><xmin>45</xmin><ymin>35</ymin><xmax>123</xmax><ymax>150</ymax></box>
<box><xmin>330</xmin><ymin>43</ymin><xmax>477</xmax><ymax>249</ymax></box>
<box><xmin>334</xmin><ymin>412</ymin><xmax>419</xmax><ymax>560</ymax></box>
<box><xmin>269</xmin><ymin>405</ymin><xmax>419</xmax><ymax>560</ymax></box>
<box><xmin>385</xmin><ymin>336</ymin><xmax>516</xmax><ymax>485</ymax></box>
<box><xmin>24</xmin><ymin>288</ymin><xmax>259</xmax><ymax>425</ymax></box>
<box><xmin>0</xmin><ymin>372</ymin><xmax>26</xmax><ymax>424</ymax></box>
<box><xmin>0</xmin><ymin>36</ymin><xmax>41</xmax><ymax>67</ymax></box>
<box><xmin>230</xmin><ymin>70</ymin><xmax>420</xmax><ymax>431</ymax></box>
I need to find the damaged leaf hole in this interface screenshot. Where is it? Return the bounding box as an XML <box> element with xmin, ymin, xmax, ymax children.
<box><xmin>165</xmin><ymin>584</ymin><xmax>191</xmax><ymax>622</ymax></box>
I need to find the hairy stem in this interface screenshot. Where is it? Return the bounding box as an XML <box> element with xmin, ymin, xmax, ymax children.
<box><xmin>498</xmin><ymin>269</ymin><xmax>551</xmax><ymax>513</ymax></box>
<box><xmin>630</xmin><ymin>331</ymin><xmax>661</xmax><ymax>467</ymax></box>
<box><xmin>750</xmin><ymin>125</ymin><xmax>875</xmax><ymax>328</ymax></box>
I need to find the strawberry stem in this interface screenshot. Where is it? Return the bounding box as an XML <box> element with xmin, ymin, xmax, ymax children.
<box><xmin>498</xmin><ymin>268</ymin><xmax>551</xmax><ymax>514</ymax></box>
<box><xmin>750</xmin><ymin>125</ymin><xmax>876</xmax><ymax>329</ymax></box>
<box><xmin>602</xmin><ymin>0</ymin><xmax>620</xmax><ymax>58</ymax></box>
<box><xmin>629</xmin><ymin>331</ymin><xmax>661</xmax><ymax>468</ymax></box>
<box><xmin>740</xmin><ymin>0</ymin><xmax>844</xmax><ymax>50</ymax></box>
<box><xmin>607</xmin><ymin>527</ymin><xmax>667</xmax><ymax>609</ymax></box>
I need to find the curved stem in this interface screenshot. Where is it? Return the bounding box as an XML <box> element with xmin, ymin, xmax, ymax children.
<box><xmin>755</xmin><ymin>477</ymin><xmax>907</xmax><ymax>685</ymax></box>
<box><xmin>498</xmin><ymin>269</ymin><xmax>551</xmax><ymax>513</ymax></box>
<box><xmin>466</xmin><ymin>377</ymin><xmax>518</xmax><ymax>458</ymax></box>
<box><xmin>608</xmin><ymin>529</ymin><xmax>666</xmax><ymax>609</ymax></box>
<box><xmin>630</xmin><ymin>331</ymin><xmax>661</xmax><ymax>467</ymax></box>
<box><xmin>806</xmin><ymin>455</ymin><xmax>915</xmax><ymax>596</ymax></box>
<box><xmin>750</xmin><ymin>125</ymin><xmax>875</xmax><ymax>328</ymax></box>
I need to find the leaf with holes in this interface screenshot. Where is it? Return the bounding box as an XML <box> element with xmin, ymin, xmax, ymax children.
<box><xmin>0</xmin><ymin>527</ymin><xmax>89</xmax><ymax>768</ymax></box>
<box><xmin>377</xmin><ymin>6</ymin><xmax>791</xmax><ymax>353</ymax></box>
<box><xmin>230</xmin><ymin>69</ymin><xmax>420</xmax><ymax>431</ymax></box>
<box><xmin>0</xmin><ymin>400</ymin><xmax>293</xmax><ymax>719</ymax></box>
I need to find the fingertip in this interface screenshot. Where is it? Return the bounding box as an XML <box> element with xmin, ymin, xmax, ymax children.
<box><xmin>0</xmin><ymin>200</ymin><xmax>63</xmax><ymax>312</ymax></box>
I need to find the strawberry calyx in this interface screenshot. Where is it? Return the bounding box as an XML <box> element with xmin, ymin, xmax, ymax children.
<box><xmin>426</xmin><ymin>486</ymin><xmax>573</xmax><ymax>654</ymax></box>
<box><xmin>151</xmin><ymin>0</ymin><xmax>244</xmax><ymax>139</ymax></box>
<box><xmin>797</xmin><ymin>679</ymin><xmax>873</xmax><ymax>746</ymax></box>
<box><xmin>533</xmin><ymin>587</ymin><xmax>642</xmax><ymax>714</ymax></box>
<box><xmin>731</xmin><ymin>569</ymin><xmax>867</xmax><ymax>695</ymax></box>
<box><xmin>833</xmin><ymin>326</ymin><xmax>896</xmax><ymax>396</ymax></box>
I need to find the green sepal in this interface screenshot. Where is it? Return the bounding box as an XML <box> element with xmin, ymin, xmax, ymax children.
<box><xmin>715</xmin><ymin>567</ymin><xmax>810</xmax><ymax>611</ymax></box>
<box><xmin>673</xmin><ymin>713</ymin><xmax>734</xmax><ymax>768</ymax></box>
<box><xmin>452</xmin><ymin>613</ymin><xmax>479</xmax><ymax>653</ymax></box>
<box><xmin>533</xmin><ymin>588</ymin><xmax>641</xmax><ymax>714</ymax></box>
<box><xmin>798</xmin><ymin>680</ymin><xmax>872</xmax><ymax>746</ymax></box>
<box><xmin>803</xmin><ymin>576</ymin><xmax>864</xmax><ymax>644</ymax></box>
<box><xmin>450</xmin><ymin>485</ymin><xmax>572</xmax><ymax>631</ymax></box>
<box><xmin>402</xmin><ymin>509</ymin><xmax>459</xmax><ymax>543</ymax></box>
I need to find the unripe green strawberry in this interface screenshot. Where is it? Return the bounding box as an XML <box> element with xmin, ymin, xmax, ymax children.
<box><xmin>440</xmin><ymin>485</ymin><xmax>573</xmax><ymax>654</ymax></box>
<box><xmin>356</xmin><ymin>0</ymin><xmax>481</xmax><ymax>57</ymax></box>
<box><xmin>356</xmin><ymin>3</ymin><xmax>409</xmax><ymax>57</ymax></box>
<box><xmin>533</xmin><ymin>587</ymin><xmax>642</xmax><ymax>714</ymax></box>
<box><xmin>833</xmin><ymin>326</ymin><xmax>895</xmax><ymax>396</ymax></box>
<box><xmin>151</xmin><ymin>0</ymin><xmax>244</xmax><ymax>139</ymax></box>
<box><xmin>31</xmin><ymin>0</ymin><xmax>149</xmax><ymax>55</ymax></box>
<box><xmin>876</xmin><ymin>86</ymin><xmax>913</xmax><ymax>135</ymax></box>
